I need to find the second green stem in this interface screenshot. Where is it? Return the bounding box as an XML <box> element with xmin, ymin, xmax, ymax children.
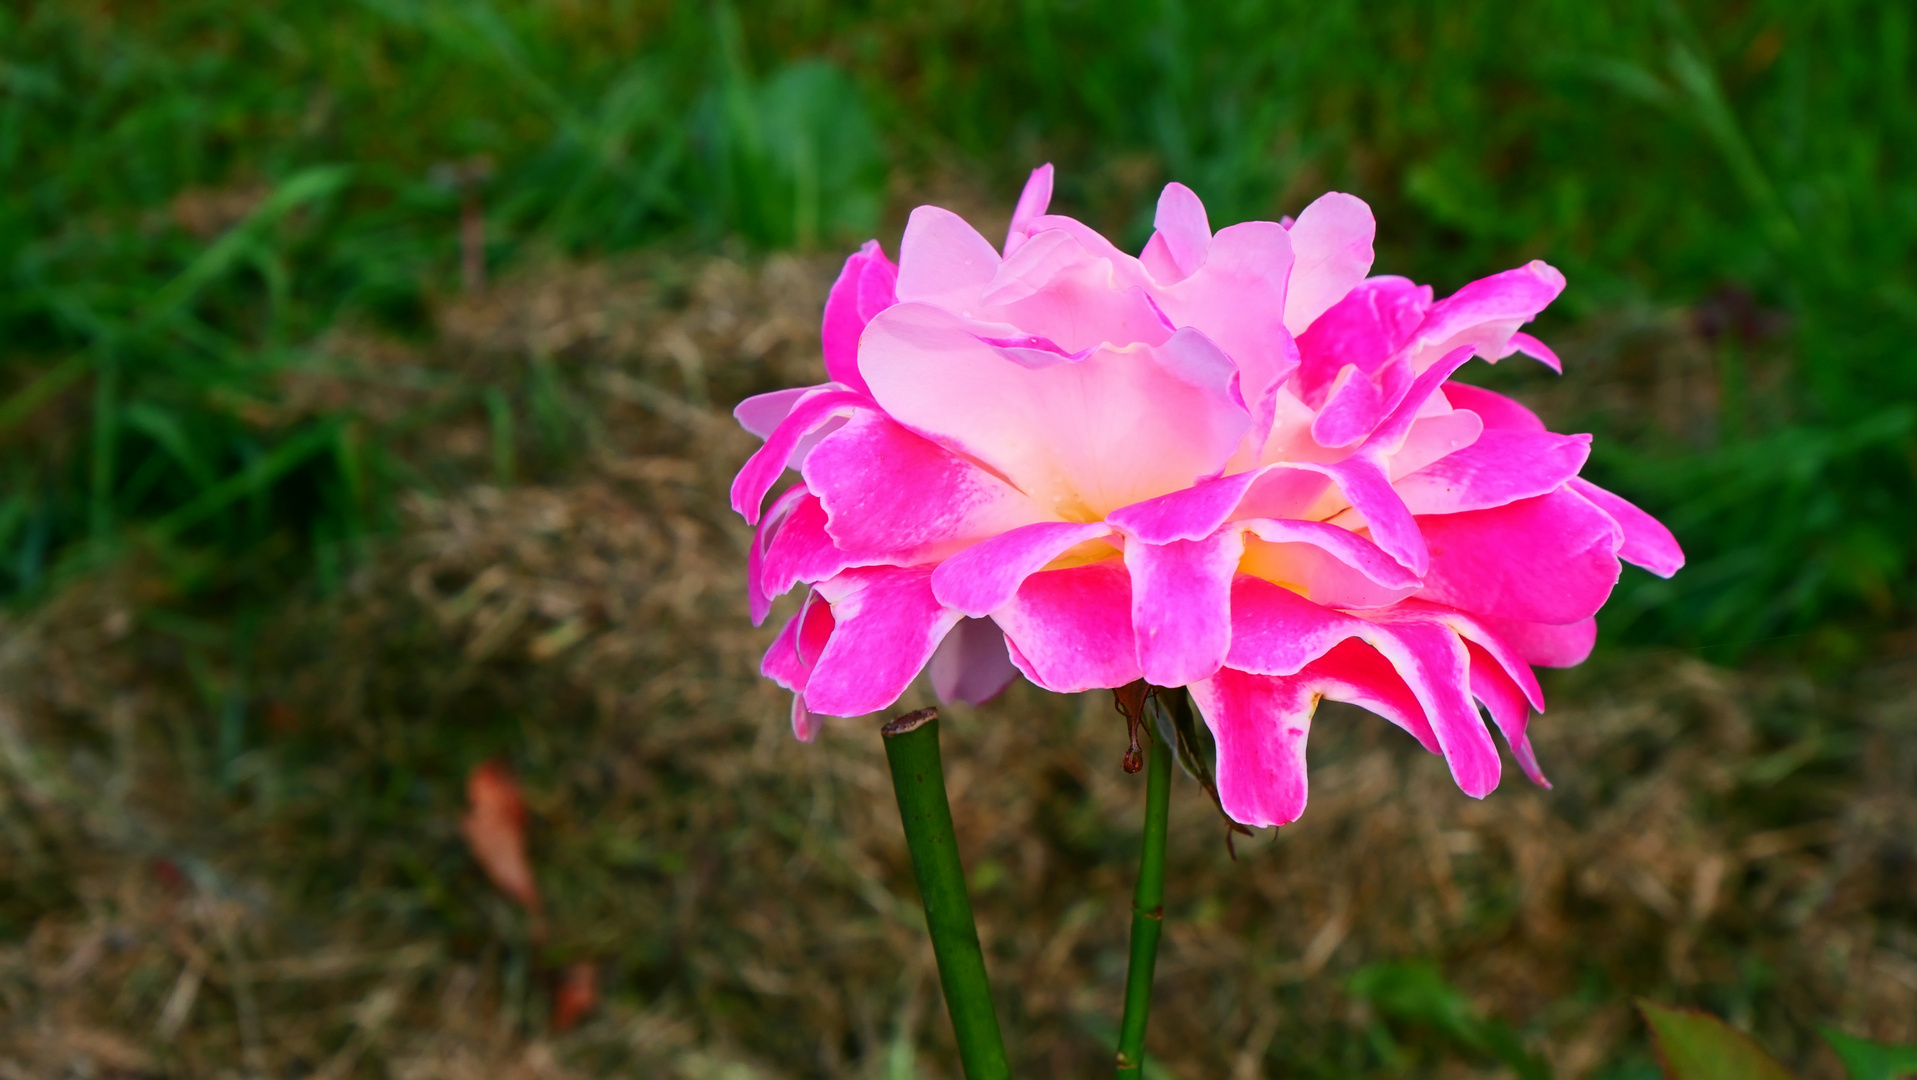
<box><xmin>1116</xmin><ymin>690</ymin><xmax>1174</xmax><ymax>1077</ymax></box>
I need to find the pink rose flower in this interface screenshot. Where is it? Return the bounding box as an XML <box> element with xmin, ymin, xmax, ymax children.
<box><xmin>732</xmin><ymin>165</ymin><xmax>1683</xmax><ymax>827</ymax></box>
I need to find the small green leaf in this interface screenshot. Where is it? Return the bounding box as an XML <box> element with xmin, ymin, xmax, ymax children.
<box><xmin>1638</xmin><ymin>1000</ymin><xmax>1796</xmax><ymax>1080</ymax></box>
<box><xmin>1822</xmin><ymin>1028</ymin><xmax>1917</xmax><ymax>1080</ymax></box>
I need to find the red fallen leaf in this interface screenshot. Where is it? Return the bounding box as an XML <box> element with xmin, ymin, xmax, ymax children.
<box><xmin>551</xmin><ymin>961</ymin><xmax>599</xmax><ymax>1032</ymax></box>
<box><xmin>460</xmin><ymin>760</ymin><xmax>542</xmax><ymax>917</ymax></box>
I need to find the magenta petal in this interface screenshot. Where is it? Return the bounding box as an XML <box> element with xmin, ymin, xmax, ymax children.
<box><xmin>1416</xmin><ymin>489</ymin><xmax>1622</xmax><ymax>624</ymax></box>
<box><xmin>894</xmin><ymin>205</ymin><xmax>1003</xmax><ymax>309</ymax></box>
<box><xmin>761</xmin><ymin>603</ymin><xmax>812</xmax><ymax>693</ymax></box>
<box><xmin>995</xmin><ymin>561</ymin><xmax>1141</xmax><ymax>692</ymax></box>
<box><xmin>1311</xmin><ymin>364</ymin><xmax>1388</xmax><ymax>448</ymax></box>
<box><xmin>1360</xmin><ymin>619</ymin><xmax>1501</xmax><ymax>797</ymax></box>
<box><xmin>1395</xmin><ymin>429</ymin><xmax>1592</xmax><ymax>516</ymax></box>
<box><xmin>1125</xmin><ymin>528</ymin><xmax>1245</xmax><ymax>687</ymax></box>
<box><xmin>735</xmin><ymin>386</ymin><xmax>816</xmax><ymax>440</ymax></box>
<box><xmin>751</xmin><ymin>485</ymin><xmax>818</xmax><ymax>624</ymax></box>
<box><xmin>1440</xmin><ymin>382</ymin><xmax>1547</xmax><ymax>432</ymax></box>
<box><xmin>930</xmin><ymin>520</ymin><xmax>1117</xmax><ymax>616</ymax></box>
<box><xmin>1464</xmin><ymin>640</ymin><xmax>1549</xmax><ymax>787</ymax></box>
<box><xmin>1407</xmin><ymin>260</ymin><xmax>1566</xmax><ymax>371</ymax></box>
<box><xmin>1301</xmin><ymin>639</ymin><xmax>1440</xmax><ymax>753</ymax></box>
<box><xmin>1481</xmin><ymin>616</ymin><xmax>1597</xmax><ymax>668</ymax></box>
<box><xmin>1107</xmin><ymin>469</ymin><xmax>1261</xmax><ymax>544</ymax></box>
<box><xmin>929</xmin><ymin>616</ymin><xmax>1019</xmax><ymax>705</ymax></box>
<box><xmin>1568</xmin><ymin>477</ymin><xmax>1685</xmax><ymax>577</ymax></box>
<box><xmin>1139</xmin><ymin>181</ymin><xmax>1212</xmax><ymax>284</ymax></box>
<box><xmin>791</xmin><ymin>693</ymin><xmax>819</xmax><ymax>742</ymax></box>
<box><xmin>804</xmin><ymin>411</ymin><xmax>1040</xmax><ymax>563</ymax></box>
<box><xmin>803</xmin><ymin>566</ymin><xmax>962</xmax><ymax>717</ymax></box>
<box><xmin>1225</xmin><ymin>575</ymin><xmax>1367</xmax><ymax>676</ymax></box>
<box><xmin>757</xmin><ymin>491</ymin><xmax>889</xmax><ymax>627</ymax></box>
<box><xmin>1318</xmin><ymin>456</ymin><xmax>1428</xmax><ymax>575</ymax></box>
<box><xmin>1296</xmin><ymin>276</ymin><xmax>1432</xmax><ymax>402</ymax></box>
<box><xmin>1283</xmin><ymin>191</ymin><xmax>1376</xmax><ymax>336</ymax></box>
<box><xmin>1003</xmin><ymin>163</ymin><xmax>1055</xmax><ymax>255</ymax></box>
<box><xmin>1189</xmin><ymin>667</ymin><xmax>1315</xmax><ymax>827</ymax></box>
<box><xmin>820</xmin><ymin>240</ymin><xmax>897</xmax><ymax>395</ymax></box>
<box><xmin>730</xmin><ymin>389</ymin><xmax>865</xmax><ymax>524</ymax></box>
<box><xmin>1508</xmin><ymin>331</ymin><xmax>1562</xmax><ymax>373</ymax></box>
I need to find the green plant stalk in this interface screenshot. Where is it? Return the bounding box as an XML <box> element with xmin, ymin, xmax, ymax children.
<box><xmin>881</xmin><ymin>709</ymin><xmax>1011</xmax><ymax>1080</ymax></box>
<box><xmin>1115</xmin><ymin>692</ymin><xmax>1173</xmax><ymax>1077</ymax></box>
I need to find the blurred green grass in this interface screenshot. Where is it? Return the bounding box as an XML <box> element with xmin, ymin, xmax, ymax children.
<box><xmin>3</xmin><ymin>0</ymin><xmax>1914</xmax><ymax>657</ymax></box>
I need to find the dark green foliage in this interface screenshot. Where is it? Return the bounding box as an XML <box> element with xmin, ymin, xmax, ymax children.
<box><xmin>1348</xmin><ymin>961</ymin><xmax>1553</xmax><ymax>1079</ymax></box>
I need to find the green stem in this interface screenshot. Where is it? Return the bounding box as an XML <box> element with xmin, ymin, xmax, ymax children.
<box><xmin>881</xmin><ymin>708</ymin><xmax>1011</xmax><ymax>1080</ymax></box>
<box><xmin>1115</xmin><ymin>689</ymin><xmax>1175</xmax><ymax>1077</ymax></box>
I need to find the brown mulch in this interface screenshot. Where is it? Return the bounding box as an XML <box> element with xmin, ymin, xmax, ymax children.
<box><xmin>1</xmin><ymin>254</ymin><xmax>1913</xmax><ymax>1079</ymax></box>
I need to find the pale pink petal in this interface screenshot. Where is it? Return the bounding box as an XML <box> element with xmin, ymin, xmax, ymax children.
<box><xmin>1295</xmin><ymin>276</ymin><xmax>1432</xmax><ymax>402</ymax></box>
<box><xmin>1124</xmin><ymin>528</ymin><xmax>1246</xmax><ymax>687</ymax></box>
<box><xmin>1440</xmin><ymin>381</ymin><xmax>1547</xmax><ymax>432</ymax></box>
<box><xmin>995</xmin><ymin>561</ymin><xmax>1141</xmax><ymax>692</ymax></box>
<box><xmin>1138</xmin><ymin>182</ymin><xmax>1212</xmax><ymax>285</ymax></box>
<box><xmin>1224</xmin><ymin>575</ymin><xmax>1370</xmax><ymax>676</ymax></box>
<box><xmin>1394</xmin><ymin>430</ymin><xmax>1592</xmax><ymax>516</ymax></box>
<box><xmin>1415</xmin><ymin>489</ymin><xmax>1622</xmax><ymax>624</ymax></box>
<box><xmin>1357</xmin><ymin>619</ymin><xmax>1501</xmax><ymax>797</ymax></box>
<box><xmin>981</xmin><ymin>228</ymin><xmax>1174</xmax><ymax>352</ymax></box>
<box><xmin>894</xmin><ymin>205</ymin><xmax>1002</xmax><ymax>310</ymax></box>
<box><xmin>1404</xmin><ymin>260</ymin><xmax>1566</xmax><ymax>373</ymax></box>
<box><xmin>1282</xmin><ymin>191</ymin><xmax>1376</xmax><ymax>336</ymax></box>
<box><xmin>1152</xmin><ymin>221</ymin><xmax>1298</xmax><ymax>418</ymax></box>
<box><xmin>1568</xmin><ymin>477</ymin><xmax>1685</xmax><ymax>577</ymax></box>
<box><xmin>1481</xmin><ymin>615</ymin><xmax>1597</xmax><ymax>668</ymax></box>
<box><xmin>929</xmin><ymin>616</ymin><xmax>1019</xmax><ymax>705</ymax></box>
<box><xmin>803</xmin><ymin>411</ymin><xmax>1042</xmax><ymax>563</ymax></box>
<box><xmin>735</xmin><ymin>386</ymin><xmax>816</xmax><ymax>440</ymax></box>
<box><xmin>820</xmin><ymin>240</ymin><xmax>897</xmax><ymax>394</ymax></box>
<box><xmin>1463</xmin><ymin>640</ymin><xmax>1549</xmax><ymax>787</ymax></box>
<box><xmin>861</xmin><ymin>305</ymin><xmax>1249</xmax><ymax>518</ymax></box>
<box><xmin>731</xmin><ymin>389</ymin><xmax>866</xmax><ymax>524</ymax></box>
<box><xmin>931</xmin><ymin>520</ymin><xmax>1117</xmax><ymax>616</ymax></box>
<box><xmin>1003</xmin><ymin>164</ymin><xmax>1055</xmax><ymax>255</ymax></box>
<box><xmin>1188</xmin><ymin>667</ymin><xmax>1315</xmax><ymax>827</ymax></box>
<box><xmin>803</xmin><ymin>566</ymin><xmax>963</xmax><ymax>717</ymax></box>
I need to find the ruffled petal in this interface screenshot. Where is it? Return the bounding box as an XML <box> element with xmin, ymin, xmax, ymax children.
<box><xmin>1394</xmin><ymin>429</ymin><xmax>1592</xmax><ymax>516</ymax></box>
<box><xmin>1463</xmin><ymin>640</ymin><xmax>1549</xmax><ymax>787</ymax></box>
<box><xmin>1224</xmin><ymin>575</ymin><xmax>1371</xmax><ymax>676</ymax></box>
<box><xmin>894</xmin><ymin>205</ymin><xmax>1003</xmax><ymax>310</ymax></box>
<box><xmin>1152</xmin><ymin>221</ymin><xmax>1299</xmax><ymax>417</ymax></box>
<box><xmin>803</xmin><ymin>411</ymin><xmax>1042</xmax><ymax>563</ymax></box>
<box><xmin>1354</xmin><ymin>618</ymin><xmax>1501</xmax><ymax>797</ymax></box>
<box><xmin>802</xmin><ymin>566</ymin><xmax>963</xmax><ymax>717</ymax></box>
<box><xmin>730</xmin><ymin>388</ymin><xmax>866</xmax><ymax>524</ymax></box>
<box><xmin>1482</xmin><ymin>615</ymin><xmax>1597</xmax><ymax>668</ymax></box>
<box><xmin>862</xmin><ymin>304</ymin><xmax>1249</xmax><ymax>518</ymax></box>
<box><xmin>994</xmin><ymin>561</ymin><xmax>1141</xmax><ymax>692</ymax></box>
<box><xmin>1282</xmin><ymin>191</ymin><xmax>1376</xmax><ymax>336</ymax></box>
<box><xmin>930</xmin><ymin>520</ymin><xmax>1118</xmax><ymax>616</ymax></box>
<box><xmin>754</xmin><ymin>489</ymin><xmax>878</xmax><ymax>625</ymax></box>
<box><xmin>1139</xmin><ymin>181</ymin><xmax>1212</xmax><ymax>285</ymax></box>
<box><xmin>1439</xmin><ymin>381</ymin><xmax>1547</xmax><ymax>432</ymax></box>
<box><xmin>1404</xmin><ymin>260</ymin><xmax>1566</xmax><ymax>373</ymax></box>
<box><xmin>734</xmin><ymin>386</ymin><xmax>816</xmax><ymax>440</ymax></box>
<box><xmin>1188</xmin><ymin>667</ymin><xmax>1316</xmax><ymax>827</ymax></box>
<box><xmin>1295</xmin><ymin>276</ymin><xmax>1431</xmax><ymax>402</ymax></box>
<box><xmin>1415</xmin><ymin>488</ymin><xmax>1622</xmax><ymax>624</ymax></box>
<box><xmin>1124</xmin><ymin>528</ymin><xmax>1246</xmax><ymax>687</ymax></box>
<box><xmin>1568</xmin><ymin>477</ymin><xmax>1685</xmax><ymax>577</ymax></box>
<box><xmin>929</xmin><ymin>616</ymin><xmax>1020</xmax><ymax>705</ymax></box>
<box><xmin>1004</xmin><ymin>163</ymin><xmax>1055</xmax><ymax>255</ymax></box>
<box><xmin>820</xmin><ymin>240</ymin><xmax>898</xmax><ymax>395</ymax></box>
